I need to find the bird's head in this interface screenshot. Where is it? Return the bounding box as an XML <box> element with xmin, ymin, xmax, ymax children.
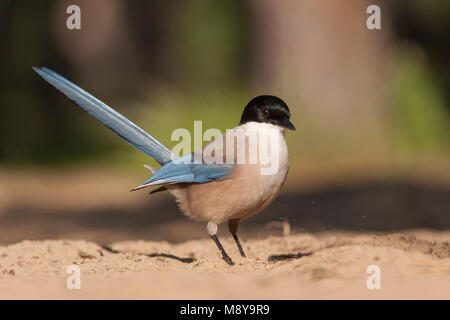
<box><xmin>239</xmin><ymin>95</ymin><xmax>295</xmax><ymax>130</ymax></box>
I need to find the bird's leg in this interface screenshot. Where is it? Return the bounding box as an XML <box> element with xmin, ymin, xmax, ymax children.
<box><xmin>228</xmin><ymin>219</ymin><xmax>246</xmax><ymax>258</ymax></box>
<box><xmin>207</xmin><ymin>222</ymin><xmax>234</xmax><ymax>266</ymax></box>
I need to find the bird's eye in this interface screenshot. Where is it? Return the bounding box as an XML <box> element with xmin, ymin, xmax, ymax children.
<box><xmin>263</xmin><ymin>108</ymin><xmax>269</xmax><ymax>116</ymax></box>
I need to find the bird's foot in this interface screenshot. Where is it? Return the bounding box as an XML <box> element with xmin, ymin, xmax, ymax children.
<box><xmin>222</xmin><ymin>253</ymin><xmax>234</xmax><ymax>266</ymax></box>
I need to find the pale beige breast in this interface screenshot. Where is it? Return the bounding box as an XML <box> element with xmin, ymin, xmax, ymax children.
<box><xmin>169</xmin><ymin>165</ymin><xmax>286</xmax><ymax>224</ymax></box>
<box><xmin>168</xmin><ymin>123</ymin><xmax>290</xmax><ymax>224</ymax></box>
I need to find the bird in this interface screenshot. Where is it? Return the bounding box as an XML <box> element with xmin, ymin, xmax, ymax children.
<box><xmin>33</xmin><ymin>67</ymin><xmax>295</xmax><ymax>265</ymax></box>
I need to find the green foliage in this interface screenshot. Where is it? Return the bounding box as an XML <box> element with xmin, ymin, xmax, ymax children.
<box><xmin>170</xmin><ymin>0</ymin><xmax>249</xmax><ymax>89</ymax></box>
<box><xmin>390</xmin><ymin>48</ymin><xmax>449</xmax><ymax>155</ymax></box>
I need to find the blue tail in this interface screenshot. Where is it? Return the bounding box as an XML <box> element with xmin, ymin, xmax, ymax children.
<box><xmin>33</xmin><ymin>67</ymin><xmax>173</xmax><ymax>164</ymax></box>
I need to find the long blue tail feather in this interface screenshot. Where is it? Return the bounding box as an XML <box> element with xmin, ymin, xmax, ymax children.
<box><xmin>34</xmin><ymin>67</ymin><xmax>233</xmax><ymax>190</ymax></box>
<box><xmin>33</xmin><ymin>67</ymin><xmax>173</xmax><ymax>164</ymax></box>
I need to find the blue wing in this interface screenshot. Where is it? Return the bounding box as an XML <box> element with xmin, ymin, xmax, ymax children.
<box><xmin>33</xmin><ymin>67</ymin><xmax>173</xmax><ymax>164</ymax></box>
<box><xmin>132</xmin><ymin>153</ymin><xmax>234</xmax><ymax>190</ymax></box>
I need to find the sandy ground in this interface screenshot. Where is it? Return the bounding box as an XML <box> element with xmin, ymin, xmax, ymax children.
<box><xmin>1</xmin><ymin>168</ymin><xmax>449</xmax><ymax>299</ymax></box>
<box><xmin>0</xmin><ymin>231</ymin><xmax>449</xmax><ymax>299</ymax></box>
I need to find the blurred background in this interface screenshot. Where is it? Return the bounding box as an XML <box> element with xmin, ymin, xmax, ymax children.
<box><xmin>0</xmin><ymin>0</ymin><xmax>448</xmax><ymax>245</ymax></box>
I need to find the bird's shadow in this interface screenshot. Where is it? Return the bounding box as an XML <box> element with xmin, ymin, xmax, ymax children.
<box><xmin>100</xmin><ymin>244</ymin><xmax>196</xmax><ymax>264</ymax></box>
<box><xmin>145</xmin><ymin>252</ymin><xmax>196</xmax><ymax>264</ymax></box>
<box><xmin>267</xmin><ymin>251</ymin><xmax>313</xmax><ymax>262</ymax></box>
<box><xmin>101</xmin><ymin>244</ymin><xmax>312</xmax><ymax>264</ymax></box>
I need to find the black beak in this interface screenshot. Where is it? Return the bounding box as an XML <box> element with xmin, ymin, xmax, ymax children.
<box><xmin>281</xmin><ymin>118</ymin><xmax>296</xmax><ymax>130</ymax></box>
